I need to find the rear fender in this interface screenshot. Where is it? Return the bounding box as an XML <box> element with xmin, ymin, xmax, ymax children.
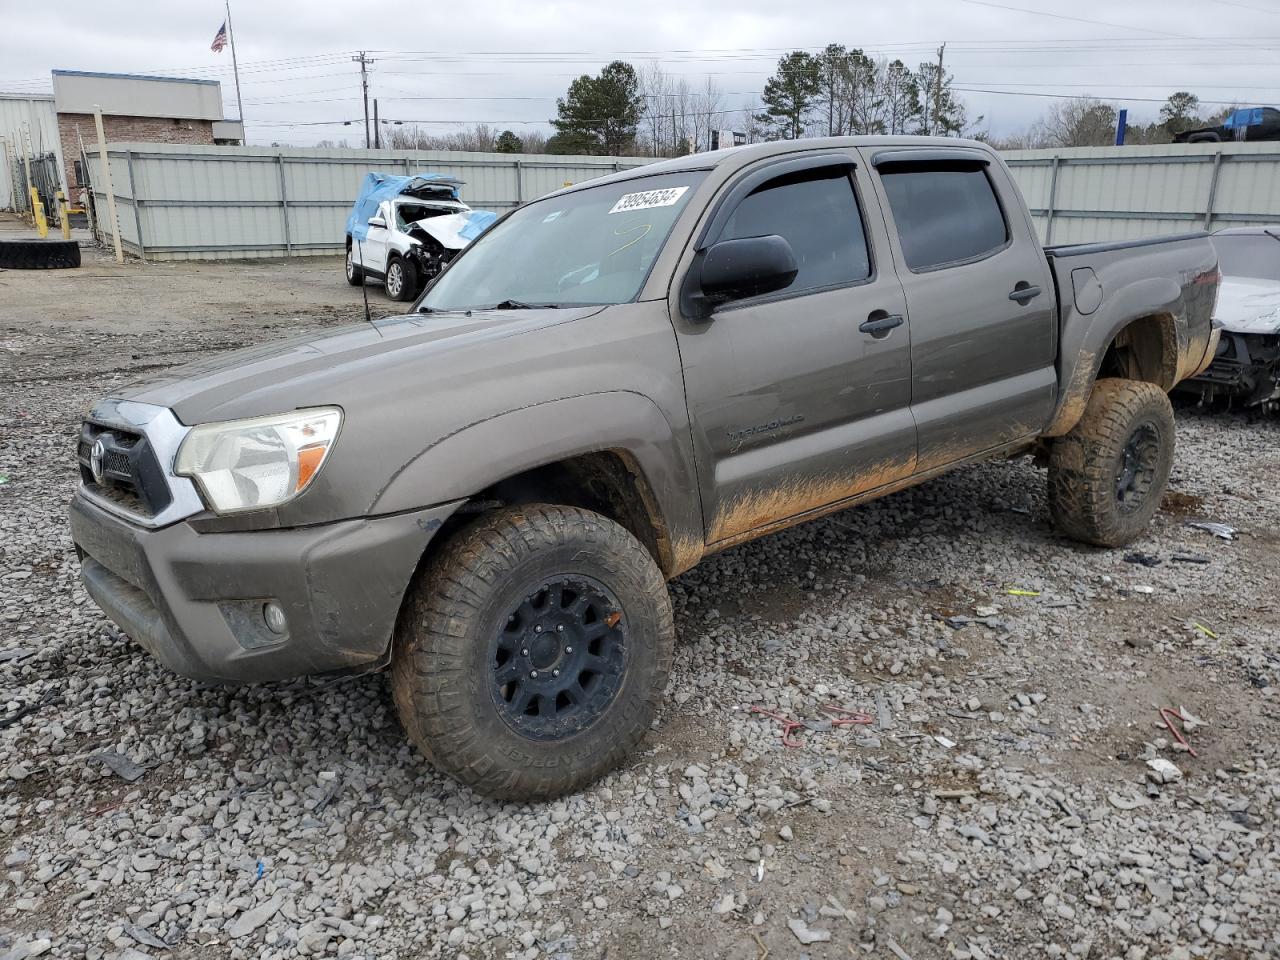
<box><xmin>1046</xmin><ymin>277</ymin><xmax>1183</xmax><ymax>437</ymax></box>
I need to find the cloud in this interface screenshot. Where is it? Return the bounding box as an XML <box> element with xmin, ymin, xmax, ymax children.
<box><xmin>2</xmin><ymin>0</ymin><xmax>1277</xmax><ymax>144</ymax></box>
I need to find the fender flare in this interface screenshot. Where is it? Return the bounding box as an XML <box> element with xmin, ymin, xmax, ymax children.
<box><xmin>370</xmin><ymin>391</ymin><xmax>704</xmax><ymax>575</ymax></box>
<box><xmin>1045</xmin><ymin>277</ymin><xmax>1183</xmax><ymax>437</ymax></box>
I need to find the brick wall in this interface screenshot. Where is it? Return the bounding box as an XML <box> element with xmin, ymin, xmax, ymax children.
<box><xmin>56</xmin><ymin>113</ymin><xmax>215</xmax><ymax>199</ymax></box>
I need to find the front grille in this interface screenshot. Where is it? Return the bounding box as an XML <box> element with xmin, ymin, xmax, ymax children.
<box><xmin>77</xmin><ymin>422</ymin><xmax>173</xmax><ymax>521</ymax></box>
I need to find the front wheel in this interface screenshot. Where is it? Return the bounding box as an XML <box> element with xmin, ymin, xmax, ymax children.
<box><xmin>392</xmin><ymin>504</ymin><xmax>675</xmax><ymax>801</ymax></box>
<box><xmin>385</xmin><ymin>257</ymin><xmax>418</xmax><ymax>302</ymax></box>
<box><xmin>1048</xmin><ymin>378</ymin><xmax>1175</xmax><ymax>547</ymax></box>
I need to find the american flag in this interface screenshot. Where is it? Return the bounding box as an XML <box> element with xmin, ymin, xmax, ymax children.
<box><xmin>211</xmin><ymin>21</ymin><xmax>227</xmax><ymax>53</ymax></box>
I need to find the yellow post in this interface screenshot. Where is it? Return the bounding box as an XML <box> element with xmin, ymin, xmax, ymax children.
<box><xmin>56</xmin><ymin>190</ymin><xmax>71</xmax><ymax>240</ymax></box>
<box><xmin>30</xmin><ymin>186</ymin><xmax>48</xmax><ymax>238</ymax></box>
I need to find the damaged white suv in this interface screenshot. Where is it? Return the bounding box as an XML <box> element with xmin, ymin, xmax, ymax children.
<box><xmin>344</xmin><ymin>174</ymin><xmax>497</xmax><ymax>301</ymax></box>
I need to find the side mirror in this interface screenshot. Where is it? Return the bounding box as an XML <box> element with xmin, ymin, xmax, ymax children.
<box><xmin>697</xmin><ymin>235</ymin><xmax>798</xmax><ymax>309</ymax></box>
<box><xmin>368</xmin><ymin>215</ymin><xmax>387</xmax><ymax>228</ymax></box>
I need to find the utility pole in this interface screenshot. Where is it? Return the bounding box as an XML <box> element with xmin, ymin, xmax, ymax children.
<box><xmin>353</xmin><ymin>52</ymin><xmax>374</xmax><ymax>148</ymax></box>
<box><xmin>373</xmin><ymin>99</ymin><xmax>380</xmax><ymax>149</ymax></box>
<box><xmin>933</xmin><ymin>43</ymin><xmax>945</xmax><ymax>137</ymax></box>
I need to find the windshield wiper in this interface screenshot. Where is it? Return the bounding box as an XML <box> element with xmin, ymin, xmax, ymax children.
<box><xmin>492</xmin><ymin>299</ymin><xmax>560</xmax><ymax>310</ymax></box>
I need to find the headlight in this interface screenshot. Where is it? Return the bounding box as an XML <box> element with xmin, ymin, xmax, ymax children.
<box><xmin>175</xmin><ymin>407</ymin><xmax>342</xmax><ymax>513</ymax></box>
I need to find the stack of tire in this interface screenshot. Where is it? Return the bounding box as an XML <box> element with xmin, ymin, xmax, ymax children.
<box><xmin>0</xmin><ymin>239</ymin><xmax>81</xmax><ymax>269</ymax></box>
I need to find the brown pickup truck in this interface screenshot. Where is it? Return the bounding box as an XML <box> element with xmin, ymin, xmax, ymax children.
<box><xmin>69</xmin><ymin>136</ymin><xmax>1219</xmax><ymax>799</ymax></box>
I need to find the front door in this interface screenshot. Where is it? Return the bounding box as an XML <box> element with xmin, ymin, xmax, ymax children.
<box><xmin>673</xmin><ymin>156</ymin><xmax>917</xmax><ymax>545</ymax></box>
<box><xmin>361</xmin><ymin>200</ymin><xmax>394</xmax><ymax>275</ymax></box>
<box><xmin>865</xmin><ymin>150</ymin><xmax>1058</xmax><ymax>471</ymax></box>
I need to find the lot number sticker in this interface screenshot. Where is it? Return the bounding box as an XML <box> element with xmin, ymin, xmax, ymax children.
<box><xmin>609</xmin><ymin>186</ymin><xmax>689</xmax><ymax>214</ymax></box>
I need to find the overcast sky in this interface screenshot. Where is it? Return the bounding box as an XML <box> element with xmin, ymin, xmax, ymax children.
<box><xmin>4</xmin><ymin>0</ymin><xmax>1280</xmax><ymax>145</ymax></box>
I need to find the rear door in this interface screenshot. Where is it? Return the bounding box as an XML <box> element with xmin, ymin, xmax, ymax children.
<box><xmin>864</xmin><ymin>148</ymin><xmax>1057</xmax><ymax>471</ymax></box>
<box><xmin>672</xmin><ymin>154</ymin><xmax>917</xmax><ymax>545</ymax></box>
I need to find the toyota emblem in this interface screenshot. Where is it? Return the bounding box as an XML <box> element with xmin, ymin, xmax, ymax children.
<box><xmin>90</xmin><ymin>438</ymin><xmax>106</xmax><ymax>484</ymax></box>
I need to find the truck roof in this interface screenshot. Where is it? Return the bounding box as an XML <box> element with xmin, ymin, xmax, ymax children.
<box><xmin>560</xmin><ymin>135</ymin><xmax>995</xmax><ymax>196</ymax></box>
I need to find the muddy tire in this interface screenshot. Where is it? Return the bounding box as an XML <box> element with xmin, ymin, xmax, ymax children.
<box><xmin>1048</xmin><ymin>378</ymin><xmax>1175</xmax><ymax>547</ymax></box>
<box><xmin>392</xmin><ymin>504</ymin><xmax>674</xmax><ymax>801</ymax></box>
<box><xmin>344</xmin><ymin>243</ymin><xmax>363</xmax><ymax>285</ymax></box>
<box><xmin>385</xmin><ymin>256</ymin><xmax>418</xmax><ymax>301</ymax></box>
<box><xmin>0</xmin><ymin>239</ymin><xmax>80</xmax><ymax>270</ymax></box>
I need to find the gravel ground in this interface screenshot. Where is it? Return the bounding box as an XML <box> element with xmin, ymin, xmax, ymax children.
<box><xmin>2</xmin><ymin>253</ymin><xmax>1279</xmax><ymax>960</ymax></box>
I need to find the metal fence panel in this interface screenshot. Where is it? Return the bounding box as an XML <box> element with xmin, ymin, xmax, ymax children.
<box><xmin>1003</xmin><ymin>141</ymin><xmax>1280</xmax><ymax>243</ymax></box>
<box><xmin>83</xmin><ymin>140</ymin><xmax>1280</xmax><ymax>260</ymax></box>
<box><xmin>83</xmin><ymin>142</ymin><xmax>651</xmax><ymax>260</ymax></box>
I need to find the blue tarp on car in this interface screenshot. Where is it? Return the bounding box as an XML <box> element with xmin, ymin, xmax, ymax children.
<box><xmin>458</xmin><ymin>211</ymin><xmax>499</xmax><ymax>240</ymax></box>
<box><xmin>1223</xmin><ymin>108</ymin><xmax>1265</xmax><ymax>129</ymax></box>
<box><xmin>344</xmin><ymin>173</ymin><xmax>462</xmax><ymax>242</ymax></box>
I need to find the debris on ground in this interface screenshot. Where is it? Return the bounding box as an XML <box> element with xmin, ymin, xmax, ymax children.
<box><xmin>1123</xmin><ymin>551</ymin><xmax>1162</xmax><ymax>567</ymax></box>
<box><xmin>1186</xmin><ymin>520</ymin><xmax>1238</xmax><ymax>540</ymax></box>
<box><xmin>87</xmin><ymin>750</ymin><xmax>146</xmax><ymax>782</ymax></box>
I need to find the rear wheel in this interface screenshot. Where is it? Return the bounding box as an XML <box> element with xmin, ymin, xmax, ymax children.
<box><xmin>385</xmin><ymin>256</ymin><xmax>419</xmax><ymax>301</ymax></box>
<box><xmin>392</xmin><ymin>504</ymin><xmax>674</xmax><ymax>801</ymax></box>
<box><xmin>1048</xmin><ymin>378</ymin><xmax>1175</xmax><ymax>547</ymax></box>
<box><xmin>344</xmin><ymin>244</ymin><xmax>363</xmax><ymax>285</ymax></box>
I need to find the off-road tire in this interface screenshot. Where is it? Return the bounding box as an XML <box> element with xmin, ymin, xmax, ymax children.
<box><xmin>1048</xmin><ymin>377</ymin><xmax>1175</xmax><ymax>547</ymax></box>
<box><xmin>392</xmin><ymin>504</ymin><xmax>675</xmax><ymax>801</ymax></box>
<box><xmin>344</xmin><ymin>243</ymin><xmax>363</xmax><ymax>285</ymax></box>
<box><xmin>0</xmin><ymin>239</ymin><xmax>80</xmax><ymax>270</ymax></box>
<box><xmin>385</xmin><ymin>256</ymin><xmax>418</xmax><ymax>301</ymax></box>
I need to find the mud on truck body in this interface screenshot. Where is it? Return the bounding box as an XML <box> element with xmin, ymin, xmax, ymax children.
<box><xmin>70</xmin><ymin>137</ymin><xmax>1219</xmax><ymax>800</ymax></box>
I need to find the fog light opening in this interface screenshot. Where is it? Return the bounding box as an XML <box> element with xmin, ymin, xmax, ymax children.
<box><xmin>263</xmin><ymin>601</ymin><xmax>288</xmax><ymax>635</ymax></box>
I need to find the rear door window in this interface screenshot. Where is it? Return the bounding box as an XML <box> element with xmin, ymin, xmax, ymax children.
<box><xmin>718</xmin><ymin>167</ymin><xmax>872</xmax><ymax>294</ymax></box>
<box><xmin>878</xmin><ymin>163</ymin><xmax>1008</xmax><ymax>272</ymax></box>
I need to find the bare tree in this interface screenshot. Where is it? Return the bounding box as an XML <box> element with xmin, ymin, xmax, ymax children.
<box><xmin>521</xmin><ymin>130</ymin><xmax>548</xmax><ymax>154</ymax></box>
<box><xmin>636</xmin><ymin>64</ymin><xmax>725</xmax><ymax>156</ymax></box>
<box><xmin>878</xmin><ymin>60</ymin><xmax>920</xmax><ymax>136</ymax></box>
<box><xmin>1036</xmin><ymin>98</ymin><xmax>1118</xmax><ymax>147</ymax></box>
<box><xmin>688</xmin><ymin>76</ymin><xmax>723</xmax><ymax>153</ymax></box>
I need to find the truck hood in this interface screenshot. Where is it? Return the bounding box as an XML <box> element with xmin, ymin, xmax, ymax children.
<box><xmin>116</xmin><ymin>305</ymin><xmax>605</xmax><ymax>424</ymax></box>
<box><xmin>1215</xmin><ymin>277</ymin><xmax>1280</xmax><ymax>335</ymax></box>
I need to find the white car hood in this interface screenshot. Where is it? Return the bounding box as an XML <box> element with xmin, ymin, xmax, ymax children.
<box><xmin>411</xmin><ymin>212</ymin><xmax>479</xmax><ymax>251</ymax></box>
<box><xmin>1215</xmin><ymin>277</ymin><xmax>1280</xmax><ymax>335</ymax></box>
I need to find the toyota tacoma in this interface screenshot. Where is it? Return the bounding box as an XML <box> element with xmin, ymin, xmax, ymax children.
<box><xmin>70</xmin><ymin>137</ymin><xmax>1220</xmax><ymax>800</ymax></box>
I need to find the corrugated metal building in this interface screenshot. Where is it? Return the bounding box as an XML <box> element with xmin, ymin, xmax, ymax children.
<box><xmin>0</xmin><ymin>92</ymin><xmax>64</xmax><ymax>211</ymax></box>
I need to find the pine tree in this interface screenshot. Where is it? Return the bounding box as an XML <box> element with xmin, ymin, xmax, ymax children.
<box><xmin>494</xmin><ymin>130</ymin><xmax>523</xmax><ymax>153</ymax></box>
<box><xmin>551</xmin><ymin>61</ymin><xmax>643</xmax><ymax>156</ymax></box>
<box><xmin>757</xmin><ymin>52</ymin><xmax>822</xmax><ymax>141</ymax></box>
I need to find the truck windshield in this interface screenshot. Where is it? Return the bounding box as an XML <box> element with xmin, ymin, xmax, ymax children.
<box><xmin>1214</xmin><ymin>233</ymin><xmax>1280</xmax><ymax>282</ymax></box>
<box><xmin>420</xmin><ymin>171</ymin><xmax>706</xmax><ymax>310</ymax></box>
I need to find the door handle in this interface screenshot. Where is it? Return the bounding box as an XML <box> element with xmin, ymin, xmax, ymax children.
<box><xmin>1009</xmin><ymin>284</ymin><xmax>1042</xmax><ymax>303</ymax></box>
<box><xmin>859</xmin><ymin>313</ymin><xmax>905</xmax><ymax>336</ymax></box>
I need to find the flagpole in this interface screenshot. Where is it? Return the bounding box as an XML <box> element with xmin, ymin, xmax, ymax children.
<box><xmin>224</xmin><ymin>0</ymin><xmax>247</xmax><ymax>145</ymax></box>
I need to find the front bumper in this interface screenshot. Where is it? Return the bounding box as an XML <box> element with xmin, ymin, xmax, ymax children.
<box><xmin>69</xmin><ymin>493</ymin><xmax>462</xmax><ymax>684</ymax></box>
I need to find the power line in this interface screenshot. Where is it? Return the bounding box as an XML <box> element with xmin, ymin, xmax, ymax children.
<box><xmin>956</xmin><ymin>0</ymin><xmax>1188</xmax><ymax>38</ymax></box>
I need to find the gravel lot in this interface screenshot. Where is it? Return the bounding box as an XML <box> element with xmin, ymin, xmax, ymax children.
<box><xmin>2</xmin><ymin>248</ymin><xmax>1279</xmax><ymax>960</ymax></box>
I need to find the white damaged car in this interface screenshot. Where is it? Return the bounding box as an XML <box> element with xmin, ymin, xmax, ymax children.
<box><xmin>1182</xmin><ymin>227</ymin><xmax>1280</xmax><ymax>407</ymax></box>
<box><xmin>344</xmin><ymin>174</ymin><xmax>498</xmax><ymax>301</ymax></box>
